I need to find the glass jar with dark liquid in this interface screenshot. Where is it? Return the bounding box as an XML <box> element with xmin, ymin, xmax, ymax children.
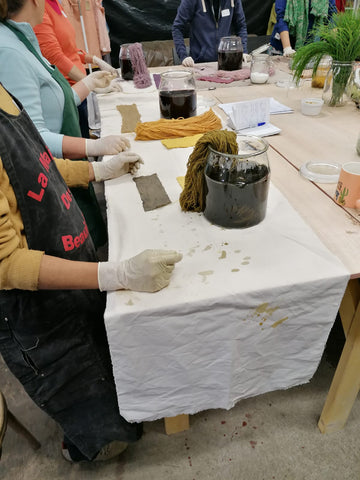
<box><xmin>159</xmin><ymin>71</ymin><xmax>197</xmax><ymax>119</ymax></box>
<box><xmin>119</xmin><ymin>43</ymin><xmax>134</xmax><ymax>80</ymax></box>
<box><xmin>204</xmin><ymin>136</ymin><xmax>270</xmax><ymax>228</ymax></box>
<box><xmin>218</xmin><ymin>36</ymin><xmax>243</xmax><ymax>71</ymax></box>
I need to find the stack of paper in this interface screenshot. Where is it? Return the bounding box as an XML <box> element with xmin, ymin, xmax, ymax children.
<box><xmin>269</xmin><ymin>97</ymin><xmax>294</xmax><ymax>114</ymax></box>
<box><xmin>218</xmin><ymin>97</ymin><xmax>282</xmax><ymax>137</ymax></box>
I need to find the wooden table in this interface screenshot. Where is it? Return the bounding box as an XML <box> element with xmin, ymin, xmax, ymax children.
<box><xmin>98</xmin><ymin>65</ymin><xmax>360</xmax><ymax>434</ymax></box>
<box><xmin>211</xmin><ymin>79</ymin><xmax>360</xmax><ymax>434</ymax></box>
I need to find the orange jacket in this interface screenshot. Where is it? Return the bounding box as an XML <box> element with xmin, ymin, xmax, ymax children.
<box><xmin>34</xmin><ymin>0</ymin><xmax>86</xmax><ymax>86</ymax></box>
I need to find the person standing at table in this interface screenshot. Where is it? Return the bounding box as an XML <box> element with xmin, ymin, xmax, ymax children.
<box><xmin>172</xmin><ymin>0</ymin><xmax>248</xmax><ymax>67</ymax></box>
<box><xmin>0</xmin><ymin>0</ymin><xmax>127</xmax><ymax>247</ymax></box>
<box><xmin>33</xmin><ymin>0</ymin><xmax>119</xmax><ymax>138</ymax></box>
<box><xmin>0</xmin><ymin>81</ymin><xmax>183</xmax><ymax>463</ymax></box>
<box><xmin>270</xmin><ymin>0</ymin><xmax>337</xmax><ymax>56</ymax></box>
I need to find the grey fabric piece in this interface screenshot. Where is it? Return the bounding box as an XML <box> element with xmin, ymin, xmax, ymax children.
<box><xmin>133</xmin><ymin>174</ymin><xmax>171</xmax><ymax>211</ymax></box>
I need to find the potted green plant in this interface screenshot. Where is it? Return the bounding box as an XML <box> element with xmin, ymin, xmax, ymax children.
<box><xmin>292</xmin><ymin>9</ymin><xmax>360</xmax><ymax>107</ymax></box>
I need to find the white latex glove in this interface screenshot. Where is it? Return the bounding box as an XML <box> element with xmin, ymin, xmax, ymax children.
<box><xmin>81</xmin><ymin>71</ymin><xmax>114</xmax><ymax>92</ymax></box>
<box><xmin>92</xmin><ymin>152</ymin><xmax>143</xmax><ymax>181</ymax></box>
<box><xmin>283</xmin><ymin>46</ymin><xmax>296</xmax><ymax>57</ymax></box>
<box><xmin>98</xmin><ymin>250</ymin><xmax>183</xmax><ymax>292</ymax></box>
<box><xmin>93</xmin><ymin>78</ymin><xmax>123</xmax><ymax>94</ymax></box>
<box><xmin>182</xmin><ymin>56</ymin><xmax>195</xmax><ymax>68</ymax></box>
<box><xmin>242</xmin><ymin>53</ymin><xmax>252</xmax><ymax>63</ymax></box>
<box><xmin>85</xmin><ymin>135</ymin><xmax>130</xmax><ymax>157</ymax></box>
<box><xmin>92</xmin><ymin>55</ymin><xmax>118</xmax><ymax>74</ymax></box>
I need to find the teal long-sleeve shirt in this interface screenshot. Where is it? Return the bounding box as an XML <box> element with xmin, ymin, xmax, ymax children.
<box><xmin>0</xmin><ymin>20</ymin><xmax>81</xmax><ymax>158</ymax></box>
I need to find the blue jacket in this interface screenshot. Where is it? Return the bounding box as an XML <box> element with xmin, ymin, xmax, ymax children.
<box><xmin>172</xmin><ymin>0</ymin><xmax>248</xmax><ymax>63</ymax></box>
<box><xmin>270</xmin><ymin>0</ymin><xmax>337</xmax><ymax>52</ymax></box>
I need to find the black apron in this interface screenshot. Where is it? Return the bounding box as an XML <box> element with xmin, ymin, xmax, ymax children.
<box><xmin>0</xmin><ymin>90</ymin><xmax>142</xmax><ymax>459</ymax></box>
<box><xmin>4</xmin><ymin>21</ymin><xmax>107</xmax><ymax>249</ymax></box>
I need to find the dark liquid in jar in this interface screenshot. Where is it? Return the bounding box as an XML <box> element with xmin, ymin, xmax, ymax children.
<box><xmin>120</xmin><ymin>58</ymin><xmax>134</xmax><ymax>80</ymax></box>
<box><xmin>159</xmin><ymin>90</ymin><xmax>197</xmax><ymax>119</ymax></box>
<box><xmin>204</xmin><ymin>161</ymin><xmax>269</xmax><ymax>228</ymax></box>
<box><xmin>218</xmin><ymin>51</ymin><xmax>243</xmax><ymax>71</ymax></box>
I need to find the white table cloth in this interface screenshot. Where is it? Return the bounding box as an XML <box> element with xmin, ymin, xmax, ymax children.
<box><xmin>97</xmin><ymin>90</ymin><xmax>349</xmax><ymax>423</ymax></box>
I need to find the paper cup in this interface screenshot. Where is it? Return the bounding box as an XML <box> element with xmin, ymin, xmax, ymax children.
<box><xmin>334</xmin><ymin>162</ymin><xmax>360</xmax><ymax>208</ymax></box>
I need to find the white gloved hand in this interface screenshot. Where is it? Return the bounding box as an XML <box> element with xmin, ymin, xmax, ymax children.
<box><xmin>283</xmin><ymin>46</ymin><xmax>296</xmax><ymax>57</ymax></box>
<box><xmin>98</xmin><ymin>249</ymin><xmax>183</xmax><ymax>292</ymax></box>
<box><xmin>93</xmin><ymin>78</ymin><xmax>123</xmax><ymax>94</ymax></box>
<box><xmin>182</xmin><ymin>56</ymin><xmax>195</xmax><ymax>68</ymax></box>
<box><xmin>92</xmin><ymin>55</ymin><xmax>118</xmax><ymax>74</ymax></box>
<box><xmin>92</xmin><ymin>151</ymin><xmax>143</xmax><ymax>181</ymax></box>
<box><xmin>81</xmin><ymin>71</ymin><xmax>114</xmax><ymax>92</ymax></box>
<box><xmin>85</xmin><ymin>135</ymin><xmax>130</xmax><ymax>157</ymax></box>
<box><xmin>242</xmin><ymin>53</ymin><xmax>252</xmax><ymax>63</ymax></box>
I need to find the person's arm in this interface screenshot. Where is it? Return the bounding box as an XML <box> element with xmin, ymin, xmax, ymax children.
<box><xmin>0</xmin><ymin>47</ymin><xmax>65</xmax><ymax>157</ymax></box>
<box><xmin>172</xmin><ymin>0</ymin><xmax>194</xmax><ymax>62</ymax></box>
<box><xmin>67</xmin><ymin>65</ymin><xmax>87</xmax><ymax>82</ymax></box>
<box><xmin>38</xmin><ymin>255</ymin><xmax>98</xmax><ymax>289</ymax></box>
<box><xmin>53</xmin><ymin>157</ymin><xmax>91</xmax><ymax>186</ymax></box>
<box><xmin>233</xmin><ymin>0</ymin><xmax>248</xmax><ymax>53</ymax></box>
<box><xmin>280</xmin><ymin>30</ymin><xmax>292</xmax><ymax>49</ymax></box>
<box><xmin>274</xmin><ymin>0</ymin><xmax>293</xmax><ymax>51</ymax></box>
<box><xmin>275</xmin><ymin>0</ymin><xmax>290</xmax><ymax>36</ymax></box>
<box><xmin>0</xmin><ymin>179</ymin><xmax>45</xmax><ymax>291</ymax></box>
<box><xmin>62</xmin><ymin>135</ymin><xmax>87</xmax><ymax>159</ymax></box>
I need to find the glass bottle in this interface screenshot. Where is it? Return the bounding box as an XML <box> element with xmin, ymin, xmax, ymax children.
<box><xmin>311</xmin><ymin>55</ymin><xmax>331</xmax><ymax>88</ymax></box>
<box><xmin>204</xmin><ymin>135</ymin><xmax>270</xmax><ymax>228</ymax></box>
<box><xmin>119</xmin><ymin>44</ymin><xmax>134</xmax><ymax>80</ymax></box>
<box><xmin>250</xmin><ymin>54</ymin><xmax>271</xmax><ymax>84</ymax></box>
<box><xmin>218</xmin><ymin>36</ymin><xmax>243</xmax><ymax>71</ymax></box>
<box><xmin>322</xmin><ymin>60</ymin><xmax>354</xmax><ymax>107</ymax></box>
<box><xmin>158</xmin><ymin>71</ymin><xmax>197</xmax><ymax>119</ymax></box>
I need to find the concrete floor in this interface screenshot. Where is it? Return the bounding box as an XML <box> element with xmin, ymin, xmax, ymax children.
<box><xmin>1</xmin><ymin>186</ymin><xmax>360</xmax><ymax>479</ymax></box>
<box><xmin>1</xmin><ymin>317</ymin><xmax>360</xmax><ymax>480</ymax></box>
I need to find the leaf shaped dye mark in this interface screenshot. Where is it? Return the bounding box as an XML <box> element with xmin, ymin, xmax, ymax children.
<box><xmin>198</xmin><ymin>270</ymin><xmax>214</xmax><ymax>282</ymax></box>
<box><xmin>271</xmin><ymin>317</ymin><xmax>288</xmax><ymax>328</ymax></box>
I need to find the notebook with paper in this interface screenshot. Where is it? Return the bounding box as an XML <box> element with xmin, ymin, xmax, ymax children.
<box><xmin>218</xmin><ymin>97</ymin><xmax>289</xmax><ymax>137</ymax></box>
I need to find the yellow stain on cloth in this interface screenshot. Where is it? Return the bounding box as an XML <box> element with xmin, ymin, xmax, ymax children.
<box><xmin>271</xmin><ymin>317</ymin><xmax>289</xmax><ymax>328</ymax></box>
<box><xmin>161</xmin><ymin>134</ymin><xmax>203</xmax><ymax>149</ymax></box>
<box><xmin>176</xmin><ymin>176</ymin><xmax>185</xmax><ymax>189</ymax></box>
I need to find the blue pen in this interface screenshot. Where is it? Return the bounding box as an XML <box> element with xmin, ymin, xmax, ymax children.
<box><xmin>257</xmin><ymin>122</ymin><xmax>266</xmax><ymax>126</ymax></box>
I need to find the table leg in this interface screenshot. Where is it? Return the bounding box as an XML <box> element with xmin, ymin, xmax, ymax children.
<box><xmin>339</xmin><ymin>279</ymin><xmax>360</xmax><ymax>336</ymax></box>
<box><xmin>318</xmin><ymin>280</ymin><xmax>360</xmax><ymax>433</ymax></box>
<box><xmin>164</xmin><ymin>414</ymin><xmax>190</xmax><ymax>435</ymax></box>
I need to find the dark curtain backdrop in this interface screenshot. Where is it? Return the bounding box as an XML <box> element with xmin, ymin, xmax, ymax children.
<box><xmin>103</xmin><ymin>0</ymin><xmax>274</xmax><ymax>65</ymax></box>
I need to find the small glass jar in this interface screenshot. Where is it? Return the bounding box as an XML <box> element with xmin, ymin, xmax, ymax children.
<box><xmin>159</xmin><ymin>71</ymin><xmax>197</xmax><ymax>119</ymax></box>
<box><xmin>119</xmin><ymin>44</ymin><xmax>134</xmax><ymax>80</ymax></box>
<box><xmin>322</xmin><ymin>60</ymin><xmax>354</xmax><ymax>107</ymax></box>
<box><xmin>204</xmin><ymin>135</ymin><xmax>270</xmax><ymax>228</ymax></box>
<box><xmin>218</xmin><ymin>36</ymin><xmax>243</xmax><ymax>71</ymax></box>
<box><xmin>250</xmin><ymin>54</ymin><xmax>270</xmax><ymax>84</ymax></box>
<box><xmin>311</xmin><ymin>55</ymin><xmax>331</xmax><ymax>88</ymax></box>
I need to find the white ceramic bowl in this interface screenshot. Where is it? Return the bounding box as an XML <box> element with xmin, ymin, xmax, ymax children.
<box><xmin>301</xmin><ymin>98</ymin><xmax>324</xmax><ymax>116</ymax></box>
